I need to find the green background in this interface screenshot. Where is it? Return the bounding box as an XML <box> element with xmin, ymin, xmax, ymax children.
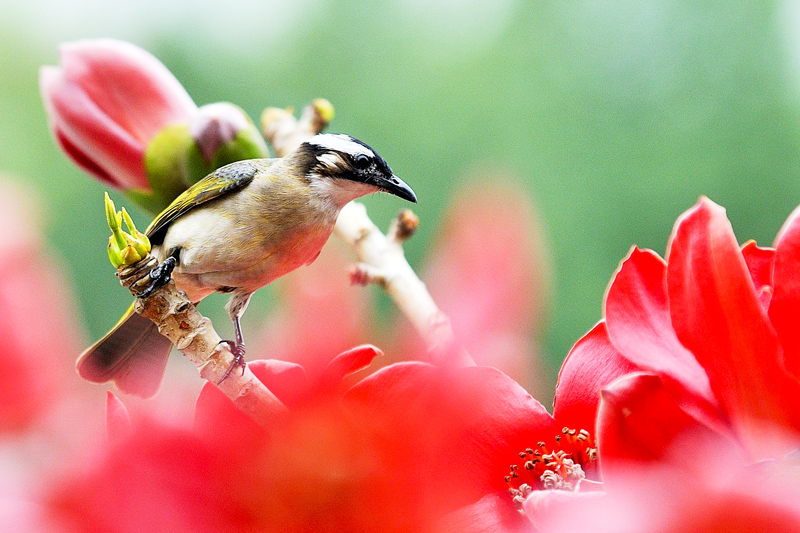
<box><xmin>3</xmin><ymin>1</ymin><xmax>800</xmax><ymax>391</ymax></box>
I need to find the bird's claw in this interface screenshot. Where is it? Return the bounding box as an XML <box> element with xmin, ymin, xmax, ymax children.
<box><xmin>216</xmin><ymin>340</ymin><xmax>247</xmax><ymax>385</ymax></box>
<box><xmin>135</xmin><ymin>257</ymin><xmax>177</xmax><ymax>298</ymax></box>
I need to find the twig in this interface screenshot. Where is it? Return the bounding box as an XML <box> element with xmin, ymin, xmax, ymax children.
<box><xmin>261</xmin><ymin>102</ymin><xmax>474</xmax><ymax>367</ymax></box>
<box><xmin>117</xmin><ymin>257</ymin><xmax>287</xmax><ymax>427</ymax></box>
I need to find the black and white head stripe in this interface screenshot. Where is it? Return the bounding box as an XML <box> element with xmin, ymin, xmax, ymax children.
<box><xmin>308</xmin><ymin>134</ymin><xmax>376</xmax><ymax>159</ymax></box>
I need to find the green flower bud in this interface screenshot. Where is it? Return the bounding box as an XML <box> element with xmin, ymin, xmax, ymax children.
<box><xmin>142</xmin><ymin>123</ymin><xmax>195</xmax><ymax>213</ymax></box>
<box><xmin>140</xmin><ymin>103</ymin><xmax>269</xmax><ymax>214</ymax></box>
<box><xmin>185</xmin><ymin>103</ymin><xmax>268</xmax><ymax>185</ymax></box>
<box><xmin>105</xmin><ymin>193</ymin><xmax>151</xmax><ymax>268</ymax></box>
<box><xmin>311</xmin><ymin>98</ymin><xmax>335</xmax><ymax>126</ymax></box>
<box><xmin>107</xmin><ymin>236</ymin><xmax>124</xmax><ymax>269</ymax></box>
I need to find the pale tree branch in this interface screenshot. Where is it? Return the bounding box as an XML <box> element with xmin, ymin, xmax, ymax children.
<box><xmin>117</xmin><ymin>257</ymin><xmax>287</xmax><ymax>427</ymax></box>
<box><xmin>262</xmin><ymin>101</ymin><xmax>474</xmax><ymax>367</ymax></box>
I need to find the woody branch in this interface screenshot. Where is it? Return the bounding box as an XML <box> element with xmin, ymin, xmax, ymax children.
<box><xmin>107</xmin><ymin>202</ymin><xmax>286</xmax><ymax>428</ymax></box>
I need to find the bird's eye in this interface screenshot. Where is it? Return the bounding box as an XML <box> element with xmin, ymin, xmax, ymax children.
<box><xmin>353</xmin><ymin>154</ymin><xmax>370</xmax><ymax>169</ymax></box>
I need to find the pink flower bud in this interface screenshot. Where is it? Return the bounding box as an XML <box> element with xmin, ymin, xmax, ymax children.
<box><xmin>40</xmin><ymin>39</ymin><xmax>197</xmax><ymax>191</ymax></box>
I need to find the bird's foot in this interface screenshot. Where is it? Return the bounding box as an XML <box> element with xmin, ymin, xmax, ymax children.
<box><xmin>216</xmin><ymin>340</ymin><xmax>247</xmax><ymax>385</ymax></box>
<box><xmin>134</xmin><ymin>257</ymin><xmax>177</xmax><ymax>298</ymax></box>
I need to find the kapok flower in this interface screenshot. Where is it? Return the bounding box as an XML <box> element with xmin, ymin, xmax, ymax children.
<box><xmin>437</xmin><ymin>321</ymin><xmax>641</xmax><ymax>532</ymax></box>
<box><xmin>0</xmin><ymin>179</ymin><xmax>83</xmax><ymax>432</ymax></box>
<box><xmin>46</xmin><ymin>345</ymin><xmax>572</xmax><ymax>532</ymax></box>
<box><xmin>599</xmin><ymin>197</ymin><xmax>800</xmax><ymax>459</ymax></box>
<box><xmin>40</xmin><ymin>39</ymin><xmax>267</xmax><ymax>213</ymax></box>
<box><xmin>514</xmin><ymin>196</ymin><xmax>800</xmax><ymax>530</ymax></box>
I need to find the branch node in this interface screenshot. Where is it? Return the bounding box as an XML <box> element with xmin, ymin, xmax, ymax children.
<box><xmin>349</xmin><ymin>263</ymin><xmax>386</xmax><ymax>286</ymax></box>
<box><xmin>388</xmin><ymin>209</ymin><xmax>419</xmax><ymax>243</ymax></box>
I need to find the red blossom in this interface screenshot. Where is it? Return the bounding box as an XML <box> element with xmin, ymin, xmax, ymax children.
<box><xmin>46</xmin><ymin>348</ymin><xmax>566</xmax><ymax>532</ymax></box>
<box><xmin>512</xmin><ymin>196</ymin><xmax>800</xmax><ymax>531</ymax></box>
<box><xmin>0</xmin><ymin>180</ymin><xmax>83</xmax><ymax>432</ymax></box>
<box><xmin>440</xmin><ymin>322</ymin><xmax>641</xmax><ymax>532</ymax></box>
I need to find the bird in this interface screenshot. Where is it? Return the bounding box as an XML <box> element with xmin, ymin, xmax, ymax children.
<box><xmin>77</xmin><ymin>133</ymin><xmax>417</xmax><ymax>397</ymax></box>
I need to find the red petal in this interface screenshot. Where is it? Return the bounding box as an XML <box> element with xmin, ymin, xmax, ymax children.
<box><xmin>666</xmin><ymin>197</ymin><xmax>800</xmax><ymax>456</ymax></box>
<box><xmin>438</xmin><ymin>492</ymin><xmax>531</xmax><ymax>533</ymax></box>
<box><xmin>604</xmin><ymin>247</ymin><xmax>725</xmax><ymax>432</ymax></box>
<box><xmin>553</xmin><ymin>321</ymin><xmax>639</xmax><ymax>433</ymax></box>
<box><xmin>344</xmin><ymin>362</ymin><xmax>558</xmax><ymax>512</ymax></box>
<box><xmin>58</xmin><ymin>40</ymin><xmax>196</xmax><ymax>143</ymax></box>
<box><xmin>247</xmin><ymin>359</ymin><xmax>310</xmax><ymax>408</ymax></box>
<box><xmin>596</xmin><ymin>373</ymin><xmax>732</xmax><ymax>481</ymax></box>
<box><xmin>105</xmin><ymin>391</ymin><xmax>131</xmax><ymax>442</ymax></box>
<box><xmin>770</xmin><ymin>204</ymin><xmax>800</xmax><ymax>381</ymax></box>
<box><xmin>322</xmin><ymin>344</ymin><xmax>382</xmax><ymax>385</ymax></box>
<box><xmin>741</xmin><ymin>240</ymin><xmax>775</xmax><ymax>309</ymax></box>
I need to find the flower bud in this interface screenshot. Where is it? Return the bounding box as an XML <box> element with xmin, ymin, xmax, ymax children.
<box><xmin>186</xmin><ymin>102</ymin><xmax>268</xmax><ymax>184</ymax></box>
<box><xmin>105</xmin><ymin>193</ymin><xmax>150</xmax><ymax>268</ymax></box>
<box><xmin>40</xmin><ymin>39</ymin><xmax>198</xmax><ymax>198</ymax></box>
<box><xmin>140</xmin><ymin>102</ymin><xmax>267</xmax><ymax>211</ymax></box>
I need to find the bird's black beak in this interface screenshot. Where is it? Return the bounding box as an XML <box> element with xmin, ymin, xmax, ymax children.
<box><xmin>376</xmin><ymin>174</ymin><xmax>417</xmax><ymax>203</ymax></box>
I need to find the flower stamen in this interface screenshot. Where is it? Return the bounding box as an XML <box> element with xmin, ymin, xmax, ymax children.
<box><xmin>505</xmin><ymin>427</ymin><xmax>597</xmax><ymax>512</ymax></box>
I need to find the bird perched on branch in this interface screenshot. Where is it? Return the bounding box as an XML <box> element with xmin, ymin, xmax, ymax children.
<box><xmin>77</xmin><ymin>133</ymin><xmax>417</xmax><ymax>397</ymax></box>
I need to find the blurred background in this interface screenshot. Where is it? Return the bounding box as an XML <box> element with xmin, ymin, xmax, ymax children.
<box><xmin>3</xmin><ymin>0</ymin><xmax>800</xmax><ymax>398</ymax></box>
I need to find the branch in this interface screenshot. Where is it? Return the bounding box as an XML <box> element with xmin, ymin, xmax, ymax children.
<box><xmin>262</xmin><ymin>101</ymin><xmax>474</xmax><ymax>367</ymax></box>
<box><xmin>104</xmin><ymin>196</ymin><xmax>286</xmax><ymax>427</ymax></box>
<box><xmin>117</xmin><ymin>257</ymin><xmax>287</xmax><ymax>427</ymax></box>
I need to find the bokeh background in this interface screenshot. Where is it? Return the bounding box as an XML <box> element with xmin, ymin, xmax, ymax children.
<box><xmin>3</xmin><ymin>0</ymin><xmax>800</xmax><ymax>395</ymax></box>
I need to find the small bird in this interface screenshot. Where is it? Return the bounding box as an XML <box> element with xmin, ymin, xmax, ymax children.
<box><xmin>77</xmin><ymin>133</ymin><xmax>417</xmax><ymax>397</ymax></box>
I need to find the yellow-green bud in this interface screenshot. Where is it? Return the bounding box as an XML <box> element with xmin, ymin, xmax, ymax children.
<box><xmin>107</xmin><ymin>236</ymin><xmax>124</xmax><ymax>268</ymax></box>
<box><xmin>312</xmin><ymin>98</ymin><xmax>335</xmax><ymax>124</ymax></box>
<box><xmin>105</xmin><ymin>193</ymin><xmax>151</xmax><ymax>268</ymax></box>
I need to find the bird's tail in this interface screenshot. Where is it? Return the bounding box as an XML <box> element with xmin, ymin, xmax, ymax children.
<box><xmin>76</xmin><ymin>304</ymin><xmax>173</xmax><ymax>398</ymax></box>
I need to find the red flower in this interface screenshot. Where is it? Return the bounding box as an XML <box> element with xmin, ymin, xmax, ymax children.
<box><xmin>512</xmin><ymin>196</ymin><xmax>800</xmax><ymax>530</ymax></box>
<box><xmin>46</xmin><ymin>345</ymin><xmax>573</xmax><ymax>532</ymax></box>
<box><xmin>440</xmin><ymin>322</ymin><xmax>639</xmax><ymax>531</ymax></box>
<box><xmin>522</xmin><ymin>372</ymin><xmax>800</xmax><ymax>532</ymax></box>
<box><xmin>600</xmin><ymin>197</ymin><xmax>800</xmax><ymax>459</ymax></box>
<box><xmin>40</xmin><ymin>39</ymin><xmax>197</xmax><ymax>191</ymax></box>
<box><xmin>0</xmin><ymin>179</ymin><xmax>83</xmax><ymax>432</ymax></box>
<box><xmin>450</xmin><ymin>197</ymin><xmax>800</xmax><ymax>531</ymax></box>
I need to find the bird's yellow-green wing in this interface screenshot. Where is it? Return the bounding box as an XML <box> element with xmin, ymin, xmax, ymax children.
<box><xmin>146</xmin><ymin>159</ymin><xmax>269</xmax><ymax>245</ymax></box>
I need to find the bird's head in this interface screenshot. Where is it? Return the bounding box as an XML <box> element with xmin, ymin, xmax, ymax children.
<box><xmin>296</xmin><ymin>133</ymin><xmax>417</xmax><ymax>207</ymax></box>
